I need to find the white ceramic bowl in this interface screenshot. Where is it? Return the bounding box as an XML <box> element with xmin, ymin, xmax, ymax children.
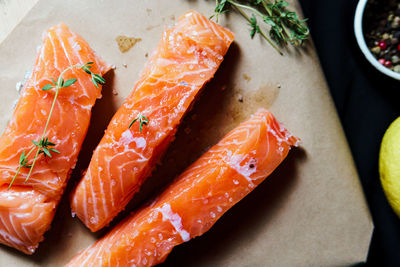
<box><xmin>354</xmin><ymin>0</ymin><xmax>400</xmax><ymax>80</ymax></box>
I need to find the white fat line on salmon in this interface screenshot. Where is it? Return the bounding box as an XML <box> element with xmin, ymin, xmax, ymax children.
<box><xmin>155</xmin><ymin>203</ymin><xmax>190</xmax><ymax>242</ymax></box>
<box><xmin>229</xmin><ymin>154</ymin><xmax>257</xmax><ymax>187</ymax></box>
<box><xmin>120</xmin><ymin>129</ymin><xmax>147</xmax><ymax>149</ymax></box>
<box><xmin>0</xmin><ymin>228</ymin><xmax>26</xmax><ymax>249</ymax></box>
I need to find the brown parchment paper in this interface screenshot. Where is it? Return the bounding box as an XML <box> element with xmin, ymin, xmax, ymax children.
<box><xmin>0</xmin><ymin>0</ymin><xmax>373</xmax><ymax>266</ymax></box>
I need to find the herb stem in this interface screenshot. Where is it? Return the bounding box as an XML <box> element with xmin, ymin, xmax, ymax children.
<box><xmin>25</xmin><ymin>146</ymin><xmax>40</xmax><ymax>183</ymax></box>
<box><xmin>25</xmin><ymin>147</ymin><xmax>36</xmax><ymax>158</ymax></box>
<box><xmin>228</xmin><ymin>1</ymin><xmax>283</xmax><ymax>55</ymax></box>
<box><xmin>9</xmin><ymin>147</ymin><xmax>35</xmax><ymax>189</ymax></box>
<box><xmin>227</xmin><ymin>0</ymin><xmax>265</xmax><ymax>21</ymax></box>
<box><xmin>262</xmin><ymin>0</ymin><xmax>298</xmax><ymax>46</ymax></box>
<box><xmin>24</xmin><ymin>65</ymin><xmax>74</xmax><ymax>183</ymax></box>
<box><xmin>9</xmin><ymin>62</ymin><xmax>105</xmax><ymax>188</ymax></box>
<box><xmin>212</xmin><ymin>0</ymin><xmax>309</xmax><ymax>52</ymax></box>
<box><xmin>261</xmin><ymin>0</ymin><xmax>273</xmax><ymax>16</ymax></box>
<box><xmin>215</xmin><ymin>0</ymin><xmax>219</xmax><ymax>22</ymax></box>
<box><xmin>41</xmin><ymin>65</ymin><xmax>78</xmax><ymax>138</ymax></box>
<box><xmin>9</xmin><ymin>165</ymin><xmax>22</xmax><ymax>189</ymax></box>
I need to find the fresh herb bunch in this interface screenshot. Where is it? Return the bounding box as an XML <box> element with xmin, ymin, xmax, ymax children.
<box><xmin>129</xmin><ymin>112</ymin><xmax>149</xmax><ymax>133</ymax></box>
<box><xmin>9</xmin><ymin>62</ymin><xmax>105</xmax><ymax>189</ymax></box>
<box><xmin>212</xmin><ymin>0</ymin><xmax>310</xmax><ymax>54</ymax></box>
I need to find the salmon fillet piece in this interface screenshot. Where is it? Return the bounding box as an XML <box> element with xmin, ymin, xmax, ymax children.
<box><xmin>70</xmin><ymin>10</ymin><xmax>235</xmax><ymax>232</ymax></box>
<box><xmin>0</xmin><ymin>23</ymin><xmax>109</xmax><ymax>254</ymax></box>
<box><xmin>66</xmin><ymin>109</ymin><xmax>300</xmax><ymax>266</ymax></box>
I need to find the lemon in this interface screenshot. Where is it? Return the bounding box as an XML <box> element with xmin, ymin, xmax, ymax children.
<box><xmin>380</xmin><ymin>116</ymin><xmax>400</xmax><ymax>218</ymax></box>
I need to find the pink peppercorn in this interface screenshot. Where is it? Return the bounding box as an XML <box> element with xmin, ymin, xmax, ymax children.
<box><xmin>378</xmin><ymin>58</ymin><xmax>386</xmax><ymax>65</ymax></box>
<box><xmin>379</xmin><ymin>41</ymin><xmax>387</xmax><ymax>50</ymax></box>
<box><xmin>384</xmin><ymin>60</ymin><xmax>392</xmax><ymax>67</ymax></box>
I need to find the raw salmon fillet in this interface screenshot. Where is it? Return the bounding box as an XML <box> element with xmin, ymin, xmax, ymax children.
<box><xmin>70</xmin><ymin>10</ymin><xmax>235</xmax><ymax>232</ymax></box>
<box><xmin>0</xmin><ymin>23</ymin><xmax>108</xmax><ymax>254</ymax></box>
<box><xmin>66</xmin><ymin>109</ymin><xmax>300</xmax><ymax>267</ymax></box>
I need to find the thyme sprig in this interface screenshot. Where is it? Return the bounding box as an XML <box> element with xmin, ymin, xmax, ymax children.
<box><xmin>129</xmin><ymin>113</ymin><xmax>149</xmax><ymax>133</ymax></box>
<box><xmin>212</xmin><ymin>0</ymin><xmax>310</xmax><ymax>54</ymax></box>
<box><xmin>9</xmin><ymin>62</ymin><xmax>105</xmax><ymax>189</ymax></box>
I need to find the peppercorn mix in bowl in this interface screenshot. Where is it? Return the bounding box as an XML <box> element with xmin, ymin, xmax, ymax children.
<box><xmin>355</xmin><ymin>0</ymin><xmax>400</xmax><ymax>80</ymax></box>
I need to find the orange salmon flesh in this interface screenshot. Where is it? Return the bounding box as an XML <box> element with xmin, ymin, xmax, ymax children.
<box><xmin>0</xmin><ymin>23</ymin><xmax>109</xmax><ymax>254</ymax></box>
<box><xmin>70</xmin><ymin>10</ymin><xmax>235</xmax><ymax>232</ymax></box>
<box><xmin>66</xmin><ymin>109</ymin><xmax>300</xmax><ymax>266</ymax></box>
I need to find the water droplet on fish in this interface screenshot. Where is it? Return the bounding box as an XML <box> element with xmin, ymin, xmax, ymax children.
<box><xmin>210</xmin><ymin>212</ymin><xmax>216</xmax><ymax>218</ymax></box>
<box><xmin>233</xmin><ymin>180</ymin><xmax>239</xmax><ymax>185</ymax></box>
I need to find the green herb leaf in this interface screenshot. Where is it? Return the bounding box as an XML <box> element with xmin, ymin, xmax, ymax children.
<box><xmin>42</xmin><ymin>84</ymin><xmax>54</xmax><ymax>91</ymax></box>
<box><xmin>10</xmin><ymin>61</ymin><xmax>105</xmax><ymax>188</ymax></box>
<box><xmin>129</xmin><ymin>118</ymin><xmax>138</xmax><ymax>128</ymax></box>
<box><xmin>91</xmin><ymin>76</ymin><xmax>99</xmax><ymax>88</ymax></box>
<box><xmin>94</xmin><ymin>74</ymin><xmax>105</xmax><ymax>83</ymax></box>
<box><xmin>42</xmin><ymin>147</ymin><xmax>52</xmax><ymax>157</ymax></box>
<box><xmin>249</xmin><ymin>14</ymin><xmax>260</xmax><ymax>38</ymax></box>
<box><xmin>49</xmin><ymin>148</ymin><xmax>60</xmax><ymax>154</ymax></box>
<box><xmin>83</xmin><ymin>67</ymin><xmax>91</xmax><ymax>74</ymax></box>
<box><xmin>211</xmin><ymin>0</ymin><xmax>309</xmax><ymax>53</ymax></box>
<box><xmin>19</xmin><ymin>151</ymin><xmax>26</xmax><ymax>165</ymax></box>
<box><xmin>63</xmin><ymin>79</ymin><xmax>77</xmax><ymax>87</ymax></box>
<box><xmin>129</xmin><ymin>113</ymin><xmax>149</xmax><ymax>132</ymax></box>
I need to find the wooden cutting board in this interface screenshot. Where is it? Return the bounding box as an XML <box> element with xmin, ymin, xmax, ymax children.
<box><xmin>0</xmin><ymin>0</ymin><xmax>373</xmax><ymax>266</ymax></box>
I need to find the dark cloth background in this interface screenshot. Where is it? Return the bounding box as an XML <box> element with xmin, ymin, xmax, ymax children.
<box><xmin>298</xmin><ymin>0</ymin><xmax>400</xmax><ymax>266</ymax></box>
